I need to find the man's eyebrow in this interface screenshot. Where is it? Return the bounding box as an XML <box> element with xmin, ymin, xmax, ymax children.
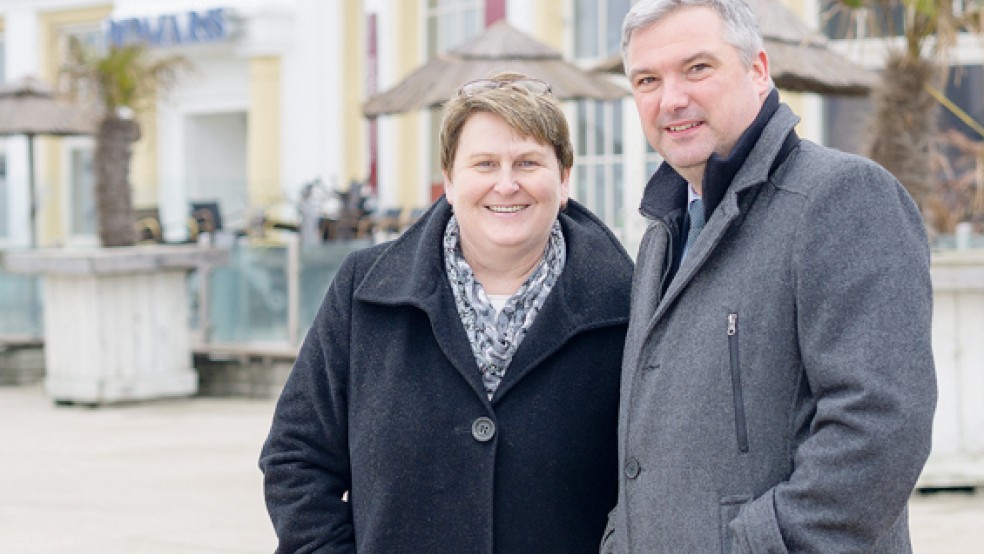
<box><xmin>627</xmin><ymin>50</ymin><xmax>720</xmax><ymax>81</ymax></box>
<box><xmin>681</xmin><ymin>50</ymin><xmax>719</xmax><ymax>66</ymax></box>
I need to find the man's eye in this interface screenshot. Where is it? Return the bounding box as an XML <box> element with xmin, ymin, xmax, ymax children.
<box><xmin>635</xmin><ymin>76</ymin><xmax>659</xmax><ymax>91</ymax></box>
<box><xmin>517</xmin><ymin>160</ymin><xmax>540</xmax><ymax>168</ymax></box>
<box><xmin>689</xmin><ymin>63</ymin><xmax>711</xmax><ymax>75</ymax></box>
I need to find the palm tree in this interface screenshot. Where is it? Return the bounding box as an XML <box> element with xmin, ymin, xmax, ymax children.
<box><xmin>61</xmin><ymin>39</ymin><xmax>187</xmax><ymax>247</ymax></box>
<box><xmin>824</xmin><ymin>0</ymin><xmax>983</xmax><ymax>231</ymax></box>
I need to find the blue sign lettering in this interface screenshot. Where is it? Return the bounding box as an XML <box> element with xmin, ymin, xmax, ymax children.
<box><xmin>106</xmin><ymin>8</ymin><xmax>230</xmax><ymax>48</ymax></box>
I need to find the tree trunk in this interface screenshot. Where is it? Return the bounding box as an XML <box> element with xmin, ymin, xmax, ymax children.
<box><xmin>94</xmin><ymin>115</ymin><xmax>140</xmax><ymax>247</ymax></box>
<box><xmin>866</xmin><ymin>52</ymin><xmax>940</xmax><ymax>215</ymax></box>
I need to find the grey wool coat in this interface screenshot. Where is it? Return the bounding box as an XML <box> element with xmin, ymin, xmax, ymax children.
<box><xmin>602</xmin><ymin>100</ymin><xmax>936</xmax><ymax>553</ymax></box>
<box><xmin>260</xmin><ymin>198</ymin><xmax>633</xmax><ymax>554</ymax></box>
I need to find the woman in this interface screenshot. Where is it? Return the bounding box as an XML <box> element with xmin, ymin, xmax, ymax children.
<box><xmin>259</xmin><ymin>73</ymin><xmax>632</xmax><ymax>553</ymax></box>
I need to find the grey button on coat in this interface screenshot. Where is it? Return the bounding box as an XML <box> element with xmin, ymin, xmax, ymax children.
<box><xmin>261</xmin><ymin>198</ymin><xmax>632</xmax><ymax>553</ymax></box>
<box><xmin>604</xmin><ymin>104</ymin><xmax>936</xmax><ymax>553</ymax></box>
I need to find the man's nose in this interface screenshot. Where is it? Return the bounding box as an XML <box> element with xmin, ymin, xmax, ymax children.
<box><xmin>659</xmin><ymin>77</ymin><xmax>689</xmax><ymax>113</ymax></box>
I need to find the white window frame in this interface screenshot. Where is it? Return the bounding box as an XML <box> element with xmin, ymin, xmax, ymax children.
<box><xmin>425</xmin><ymin>0</ymin><xmax>484</xmax><ymax>57</ymax></box>
<box><xmin>61</xmin><ymin>136</ymin><xmax>99</xmax><ymax>247</ymax></box>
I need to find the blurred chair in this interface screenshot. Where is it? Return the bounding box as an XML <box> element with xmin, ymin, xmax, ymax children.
<box><xmin>134</xmin><ymin>207</ymin><xmax>163</xmax><ymax>243</ymax></box>
<box><xmin>191</xmin><ymin>201</ymin><xmax>223</xmax><ymax>234</ymax></box>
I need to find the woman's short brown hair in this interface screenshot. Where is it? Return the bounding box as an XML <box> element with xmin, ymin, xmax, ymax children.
<box><xmin>439</xmin><ymin>72</ymin><xmax>574</xmax><ymax>175</ymax></box>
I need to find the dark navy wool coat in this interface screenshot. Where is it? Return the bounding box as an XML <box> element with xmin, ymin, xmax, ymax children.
<box><xmin>260</xmin><ymin>198</ymin><xmax>632</xmax><ymax>553</ymax></box>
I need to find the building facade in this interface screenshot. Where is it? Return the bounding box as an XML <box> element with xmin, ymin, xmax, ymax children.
<box><xmin>0</xmin><ymin>0</ymin><xmax>979</xmax><ymax>253</ymax></box>
<box><xmin>0</xmin><ymin>0</ymin><xmax>365</xmax><ymax>247</ymax></box>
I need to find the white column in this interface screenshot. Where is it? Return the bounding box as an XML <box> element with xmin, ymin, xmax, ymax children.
<box><xmin>4</xmin><ymin>7</ymin><xmax>40</xmax><ymax>248</ymax></box>
<box><xmin>622</xmin><ymin>95</ymin><xmax>650</xmax><ymax>259</ymax></box>
<box><xmin>370</xmin><ymin>0</ymin><xmax>399</xmax><ymax>209</ymax></box>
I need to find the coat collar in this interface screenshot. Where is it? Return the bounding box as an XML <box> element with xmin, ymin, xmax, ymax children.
<box><xmin>355</xmin><ymin>198</ymin><xmax>632</xmax><ymax>403</ymax></box>
<box><xmin>649</xmin><ymin>100</ymin><xmax>802</xmax><ymax>323</ymax></box>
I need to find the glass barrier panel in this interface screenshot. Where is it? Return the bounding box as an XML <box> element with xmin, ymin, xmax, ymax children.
<box><xmin>0</xmin><ymin>272</ymin><xmax>42</xmax><ymax>337</ymax></box>
<box><xmin>297</xmin><ymin>240</ymin><xmax>371</xmax><ymax>338</ymax></box>
<box><xmin>207</xmin><ymin>244</ymin><xmax>290</xmax><ymax>343</ymax></box>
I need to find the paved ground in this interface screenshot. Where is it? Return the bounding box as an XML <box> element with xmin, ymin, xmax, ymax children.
<box><xmin>1</xmin><ymin>383</ymin><xmax>982</xmax><ymax>553</ymax></box>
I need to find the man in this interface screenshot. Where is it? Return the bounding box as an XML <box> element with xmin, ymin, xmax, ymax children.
<box><xmin>602</xmin><ymin>0</ymin><xmax>937</xmax><ymax>552</ymax></box>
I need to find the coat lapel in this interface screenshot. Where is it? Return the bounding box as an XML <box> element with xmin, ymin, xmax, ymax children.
<box><xmin>354</xmin><ymin>199</ymin><xmax>490</xmax><ymax>401</ymax></box>
<box><xmin>355</xmin><ymin>199</ymin><xmax>632</xmax><ymax>405</ymax></box>
<box><xmin>645</xmin><ymin>104</ymin><xmax>802</xmax><ymax>329</ymax></box>
<box><xmin>492</xmin><ymin>207</ymin><xmax>632</xmax><ymax>402</ymax></box>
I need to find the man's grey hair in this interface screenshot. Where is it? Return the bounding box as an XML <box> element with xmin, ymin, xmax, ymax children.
<box><xmin>621</xmin><ymin>0</ymin><xmax>765</xmax><ymax>70</ymax></box>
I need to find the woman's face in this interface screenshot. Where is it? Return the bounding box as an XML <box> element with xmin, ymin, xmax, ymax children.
<box><xmin>444</xmin><ymin>111</ymin><xmax>570</xmax><ymax>264</ymax></box>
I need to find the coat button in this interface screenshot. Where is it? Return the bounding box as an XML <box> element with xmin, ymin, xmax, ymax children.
<box><xmin>471</xmin><ymin>417</ymin><xmax>496</xmax><ymax>442</ymax></box>
<box><xmin>625</xmin><ymin>458</ymin><xmax>641</xmax><ymax>479</ymax></box>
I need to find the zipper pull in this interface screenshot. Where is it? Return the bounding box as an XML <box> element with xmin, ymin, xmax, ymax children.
<box><xmin>727</xmin><ymin>313</ymin><xmax>737</xmax><ymax>336</ymax></box>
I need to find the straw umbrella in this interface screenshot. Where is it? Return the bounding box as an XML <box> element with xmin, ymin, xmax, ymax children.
<box><xmin>0</xmin><ymin>75</ymin><xmax>98</xmax><ymax>247</ymax></box>
<box><xmin>594</xmin><ymin>0</ymin><xmax>878</xmax><ymax>97</ymax></box>
<box><xmin>363</xmin><ymin>20</ymin><xmax>627</xmax><ymax>116</ymax></box>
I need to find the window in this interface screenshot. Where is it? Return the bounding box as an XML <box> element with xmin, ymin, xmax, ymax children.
<box><xmin>69</xmin><ymin>145</ymin><xmax>97</xmax><ymax>236</ymax></box>
<box><xmin>572</xmin><ymin>0</ymin><xmax>631</xmax><ymax>236</ymax></box>
<box><xmin>426</xmin><ymin>0</ymin><xmax>484</xmax><ymax>58</ymax></box>
<box><xmin>573</xmin><ymin>0</ymin><xmax>630</xmax><ymax>60</ymax></box>
<box><xmin>58</xmin><ymin>25</ymin><xmax>106</xmax><ymax>240</ymax></box>
<box><xmin>575</xmin><ymin>100</ymin><xmax>625</xmax><ymax>231</ymax></box>
<box><xmin>0</xmin><ymin>35</ymin><xmax>7</xmax><ymax>239</ymax></box>
<box><xmin>0</xmin><ymin>153</ymin><xmax>7</xmax><ymax>239</ymax></box>
<box><xmin>819</xmin><ymin>0</ymin><xmax>906</xmax><ymax>39</ymax></box>
<box><xmin>425</xmin><ymin>1</ymin><xmax>485</xmax><ymax>194</ymax></box>
<box><xmin>0</xmin><ymin>33</ymin><xmax>6</xmax><ymax>83</ymax></box>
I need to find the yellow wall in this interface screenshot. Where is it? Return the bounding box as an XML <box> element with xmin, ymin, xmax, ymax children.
<box><xmin>36</xmin><ymin>5</ymin><xmax>112</xmax><ymax>245</ymax></box>
<box><xmin>130</xmin><ymin>94</ymin><xmax>158</xmax><ymax>209</ymax></box>
<box><xmin>393</xmin><ymin>0</ymin><xmax>422</xmax><ymax>209</ymax></box>
<box><xmin>342</xmin><ymin>1</ymin><xmax>366</xmax><ymax>188</ymax></box>
<box><xmin>247</xmin><ymin>56</ymin><xmax>282</xmax><ymax>209</ymax></box>
<box><xmin>775</xmin><ymin>0</ymin><xmax>809</xmax><ymax>133</ymax></box>
<box><xmin>535</xmin><ymin>1</ymin><xmax>565</xmax><ymax>51</ymax></box>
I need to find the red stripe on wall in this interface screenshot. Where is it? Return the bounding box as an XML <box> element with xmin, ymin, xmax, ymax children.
<box><xmin>485</xmin><ymin>0</ymin><xmax>505</xmax><ymax>26</ymax></box>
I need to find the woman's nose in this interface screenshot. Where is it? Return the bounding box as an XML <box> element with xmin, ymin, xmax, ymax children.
<box><xmin>492</xmin><ymin>169</ymin><xmax>520</xmax><ymax>194</ymax></box>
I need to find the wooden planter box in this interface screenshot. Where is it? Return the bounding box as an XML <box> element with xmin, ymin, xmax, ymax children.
<box><xmin>2</xmin><ymin>245</ymin><xmax>228</xmax><ymax>405</ymax></box>
<box><xmin>921</xmin><ymin>250</ymin><xmax>984</xmax><ymax>487</ymax></box>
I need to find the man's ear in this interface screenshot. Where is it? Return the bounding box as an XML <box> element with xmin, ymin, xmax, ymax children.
<box><xmin>751</xmin><ymin>48</ymin><xmax>771</xmax><ymax>98</ymax></box>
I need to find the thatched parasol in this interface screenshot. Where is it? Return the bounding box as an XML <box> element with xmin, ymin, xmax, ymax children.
<box><xmin>595</xmin><ymin>0</ymin><xmax>877</xmax><ymax>97</ymax></box>
<box><xmin>363</xmin><ymin>20</ymin><xmax>627</xmax><ymax>117</ymax></box>
<box><xmin>0</xmin><ymin>75</ymin><xmax>99</xmax><ymax>246</ymax></box>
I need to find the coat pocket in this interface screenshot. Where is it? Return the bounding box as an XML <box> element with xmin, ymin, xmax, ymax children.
<box><xmin>727</xmin><ymin>313</ymin><xmax>749</xmax><ymax>453</ymax></box>
<box><xmin>719</xmin><ymin>494</ymin><xmax>752</xmax><ymax>554</ymax></box>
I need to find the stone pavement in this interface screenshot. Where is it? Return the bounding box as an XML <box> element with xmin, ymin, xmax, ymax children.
<box><xmin>1</xmin><ymin>383</ymin><xmax>982</xmax><ymax>553</ymax></box>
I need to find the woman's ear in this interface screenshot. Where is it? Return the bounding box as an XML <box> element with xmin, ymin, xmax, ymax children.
<box><xmin>443</xmin><ymin>170</ymin><xmax>454</xmax><ymax>205</ymax></box>
<box><xmin>559</xmin><ymin>167</ymin><xmax>571</xmax><ymax>210</ymax></box>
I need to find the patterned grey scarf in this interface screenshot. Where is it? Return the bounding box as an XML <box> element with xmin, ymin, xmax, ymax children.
<box><xmin>443</xmin><ymin>215</ymin><xmax>566</xmax><ymax>399</ymax></box>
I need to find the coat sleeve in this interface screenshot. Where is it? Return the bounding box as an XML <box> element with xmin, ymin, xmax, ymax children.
<box><xmin>730</xmin><ymin>159</ymin><xmax>937</xmax><ymax>552</ymax></box>
<box><xmin>599</xmin><ymin>507</ymin><xmax>616</xmax><ymax>553</ymax></box>
<box><xmin>259</xmin><ymin>253</ymin><xmax>360</xmax><ymax>554</ymax></box>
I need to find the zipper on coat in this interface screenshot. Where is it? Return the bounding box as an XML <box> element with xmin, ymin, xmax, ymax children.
<box><xmin>727</xmin><ymin>313</ymin><xmax>750</xmax><ymax>453</ymax></box>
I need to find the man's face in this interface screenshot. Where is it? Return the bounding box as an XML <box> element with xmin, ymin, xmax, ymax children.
<box><xmin>624</xmin><ymin>6</ymin><xmax>771</xmax><ymax>188</ymax></box>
